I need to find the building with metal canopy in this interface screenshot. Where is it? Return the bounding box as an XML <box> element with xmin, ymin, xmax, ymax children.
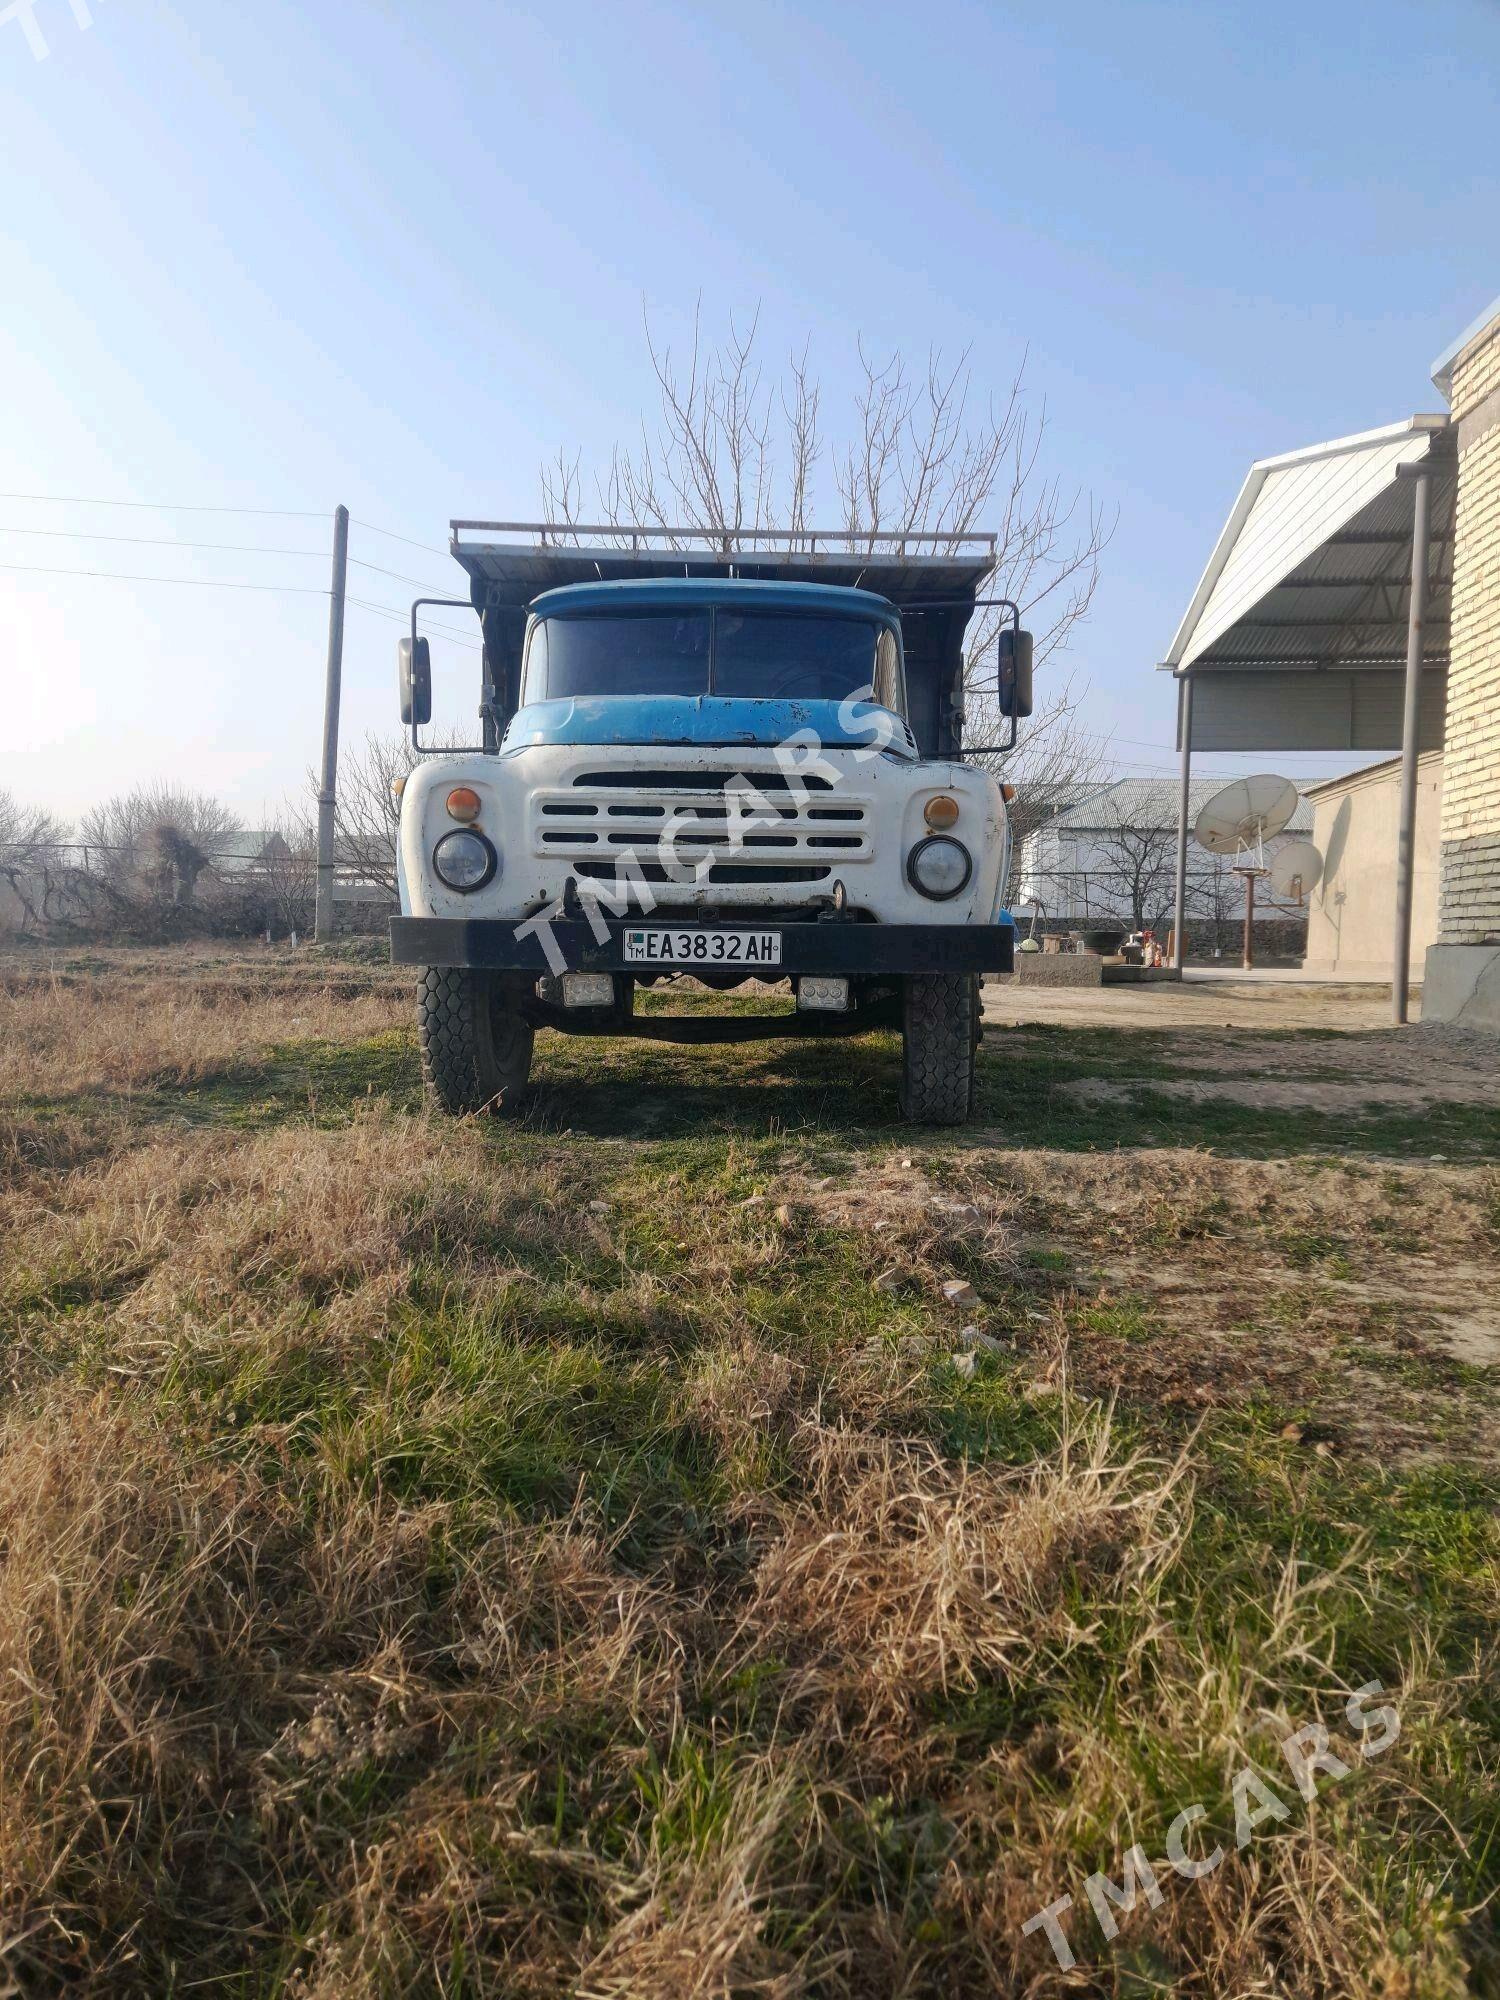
<box><xmin>1160</xmin><ymin>407</ymin><xmax>1461</xmax><ymax>1020</ymax></box>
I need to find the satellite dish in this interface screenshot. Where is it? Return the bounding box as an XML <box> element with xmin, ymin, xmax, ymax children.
<box><xmin>1269</xmin><ymin>839</ymin><xmax>1323</xmax><ymax>903</ymax></box>
<box><xmin>1194</xmin><ymin>775</ymin><xmax>1301</xmax><ymax>857</ymax></box>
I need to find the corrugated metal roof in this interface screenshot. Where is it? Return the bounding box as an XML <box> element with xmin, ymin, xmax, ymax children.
<box><xmin>1161</xmin><ymin>417</ymin><xmax>1455</xmax><ymax>678</ymax></box>
<box><xmin>1042</xmin><ymin>777</ymin><xmax>1312</xmax><ymax>836</ymax></box>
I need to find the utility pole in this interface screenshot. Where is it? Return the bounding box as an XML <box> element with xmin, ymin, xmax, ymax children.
<box><xmin>314</xmin><ymin>504</ymin><xmax>349</xmax><ymax>942</ymax></box>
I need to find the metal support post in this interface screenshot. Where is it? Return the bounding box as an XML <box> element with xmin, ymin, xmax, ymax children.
<box><xmin>1172</xmin><ymin>673</ymin><xmax>1194</xmax><ymax>970</ymax></box>
<box><xmin>1393</xmin><ymin>466</ymin><xmax>1432</xmax><ymax>1025</ymax></box>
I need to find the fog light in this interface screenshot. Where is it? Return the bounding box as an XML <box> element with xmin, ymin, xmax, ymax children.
<box><xmin>562</xmin><ymin>973</ymin><xmax>615</xmax><ymax>1009</ymax></box>
<box><xmin>924</xmin><ymin>793</ymin><xmax>960</xmax><ymax>830</ymax></box>
<box><xmin>446</xmin><ymin>785</ymin><xmax>482</xmax><ymax>823</ymax></box>
<box><xmin>907</xmin><ymin>836</ymin><xmax>972</xmax><ymax>901</ymax></box>
<box><xmin>432</xmin><ymin>828</ymin><xmax>497</xmax><ymax>891</ymax></box>
<box><xmin>798</xmin><ymin>976</ymin><xmax>850</xmax><ymax>1013</ymax></box>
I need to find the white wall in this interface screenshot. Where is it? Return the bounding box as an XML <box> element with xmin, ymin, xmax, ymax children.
<box><xmin>1304</xmin><ymin>756</ymin><xmax>1442</xmax><ymax>977</ymax></box>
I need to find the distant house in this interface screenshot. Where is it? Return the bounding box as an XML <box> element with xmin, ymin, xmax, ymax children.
<box><xmin>203</xmin><ymin>831</ymin><xmax>282</xmax><ymax>878</ymax></box>
<box><xmin>204</xmin><ymin>832</ymin><xmax>393</xmax><ymax>906</ymax></box>
<box><xmin>1014</xmin><ymin>777</ymin><xmax>1313</xmax><ymax>933</ymax></box>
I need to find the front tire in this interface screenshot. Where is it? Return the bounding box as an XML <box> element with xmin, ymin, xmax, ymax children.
<box><xmin>899</xmin><ymin>973</ymin><xmax>979</xmax><ymax>1126</ymax></box>
<box><xmin>416</xmin><ymin>967</ymin><xmax>533</xmax><ymax>1115</ymax></box>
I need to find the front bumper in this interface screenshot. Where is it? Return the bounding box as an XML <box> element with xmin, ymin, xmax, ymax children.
<box><xmin>391</xmin><ymin>916</ymin><xmax>1014</xmax><ymax>976</ymax></box>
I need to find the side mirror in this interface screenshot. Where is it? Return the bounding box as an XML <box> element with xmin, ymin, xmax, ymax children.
<box><xmin>998</xmin><ymin>628</ymin><xmax>1034</xmax><ymax>719</ymax></box>
<box><xmin>399</xmin><ymin>636</ymin><xmax>432</xmax><ymax>726</ymax></box>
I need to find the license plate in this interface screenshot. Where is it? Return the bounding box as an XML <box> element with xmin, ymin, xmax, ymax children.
<box><xmin>624</xmin><ymin>927</ymin><xmax>782</xmax><ymax>967</ymax></box>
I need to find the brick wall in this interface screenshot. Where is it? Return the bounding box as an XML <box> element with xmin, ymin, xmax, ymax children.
<box><xmin>1437</xmin><ymin>313</ymin><xmax>1500</xmax><ymax>944</ymax></box>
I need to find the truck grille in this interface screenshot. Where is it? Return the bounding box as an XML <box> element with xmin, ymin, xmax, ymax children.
<box><xmin>530</xmin><ymin>768</ymin><xmax>873</xmax><ymax>871</ymax></box>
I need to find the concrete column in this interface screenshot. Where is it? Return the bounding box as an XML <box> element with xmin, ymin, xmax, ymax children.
<box><xmin>314</xmin><ymin>505</ymin><xmax>350</xmax><ymax>943</ymax></box>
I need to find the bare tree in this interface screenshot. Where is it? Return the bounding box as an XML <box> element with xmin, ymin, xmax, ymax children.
<box><xmin>1196</xmin><ymin>852</ymin><xmax>1242</xmax><ymax>957</ymax></box>
<box><xmin>544</xmin><ymin>305</ymin><xmax>817</xmax><ymax>553</ymax></box>
<box><xmin>318</xmin><ymin>731</ymin><xmax>467</xmax><ymax>899</ymax></box>
<box><xmin>79</xmin><ymin>784</ymin><xmax>240</xmax><ymax>910</ymax></box>
<box><xmin>542</xmin><ymin>302</ymin><xmax>1111</xmax><ymax>791</ymax></box>
<box><xmin>970</xmin><ymin>683</ymin><xmax>1112</xmax><ymax>850</ymax></box>
<box><xmin>318</xmin><ymin>733</ymin><xmax>412</xmax><ymax>898</ymax></box>
<box><xmin>0</xmin><ymin>792</ymin><xmax>71</xmax><ymax>933</ymax></box>
<box><xmin>4</xmin><ymin>784</ymin><xmax>244</xmax><ymax>939</ymax></box>
<box><xmin>0</xmin><ymin>791</ymin><xmax>69</xmax><ymax>863</ymax></box>
<box><xmin>543</xmin><ymin>304</ymin><xmax>1109</xmax><ymax>646</ymax></box>
<box><xmin>81</xmin><ymin>785</ymin><xmax>239</xmax><ymax>872</ymax></box>
<box><xmin>252</xmin><ymin>815</ymin><xmax>317</xmax><ymax>935</ymax></box>
<box><xmin>1092</xmin><ymin>803</ymin><xmax>1179</xmax><ymax>932</ymax></box>
<box><xmin>834</xmin><ymin>340</ymin><xmax>1110</xmax><ymax>681</ymax></box>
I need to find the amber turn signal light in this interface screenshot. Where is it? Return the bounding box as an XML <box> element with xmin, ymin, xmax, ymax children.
<box><xmin>923</xmin><ymin>793</ymin><xmax>960</xmax><ymax>830</ymax></box>
<box><xmin>446</xmin><ymin>786</ymin><xmax>482</xmax><ymax>823</ymax></box>
<box><xmin>1000</xmin><ymin>783</ymin><xmax>1017</xmax><ymax>803</ymax></box>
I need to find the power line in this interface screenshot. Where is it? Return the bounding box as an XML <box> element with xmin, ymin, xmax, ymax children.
<box><xmin>349</xmin><ymin>554</ymin><xmax>463</xmax><ymax>595</ymax></box>
<box><xmin>0</xmin><ymin>514</ymin><xmax>455</xmax><ymax>592</ymax></box>
<box><xmin>0</xmin><ymin>554</ymin><xmax>482</xmax><ymax>639</ymax></box>
<box><xmin>349</xmin><ymin>606</ymin><xmax>481</xmax><ymax>648</ymax></box>
<box><xmin>0</xmin><ymin>500</ymin><xmax>454</xmax><ymax>557</ymax></box>
<box><xmin>0</xmin><ymin>559</ymin><xmax>328</xmax><ymax>593</ymax></box>
<box><xmin>0</xmin><ymin>492</ymin><xmax>325</xmax><ymax>518</ymax></box>
<box><xmin>345</xmin><ymin>596</ymin><xmax>482</xmax><ymax>648</ymax></box>
<box><xmin>0</xmin><ymin>524</ymin><xmax>328</xmax><ymax>557</ymax></box>
<box><xmin>353</xmin><ymin>516</ymin><xmax>452</xmax><ymax>558</ymax></box>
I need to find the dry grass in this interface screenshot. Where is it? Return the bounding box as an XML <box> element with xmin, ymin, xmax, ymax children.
<box><xmin>0</xmin><ymin>1393</ymin><xmax>693</xmax><ymax>1995</ymax></box>
<box><xmin>0</xmin><ymin>950</ymin><xmax>1495</xmax><ymax>1995</ymax></box>
<box><xmin>0</xmin><ymin>962</ymin><xmax>407</xmax><ymax>1098</ymax></box>
<box><xmin>732</xmin><ymin>1407</ymin><xmax>1185</xmax><ymax>1742</ymax></box>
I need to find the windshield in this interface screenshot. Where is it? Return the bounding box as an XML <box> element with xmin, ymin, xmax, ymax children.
<box><xmin>714</xmin><ymin>613</ymin><xmax>879</xmax><ymax>699</ymax></box>
<box><xmin>522</xmin><ymin>609</ymin><xmax>905</xmax><ymax>713</ymax></box>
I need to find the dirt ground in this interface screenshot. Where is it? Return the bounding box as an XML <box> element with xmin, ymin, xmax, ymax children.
<box><xmin>973</xmin><ymin>972</ymin><xmax>1500</xmax><ymax>1463</ymax></box>
<box><xmin>989</xmin><ymin>973</ymin><xmax>1500</xmax><ymax>1109</ymax></box>
<box><xmin>991</xmin><ymin>971</ymin><xmax>1416</xmax><ymax>1032</ymax></box>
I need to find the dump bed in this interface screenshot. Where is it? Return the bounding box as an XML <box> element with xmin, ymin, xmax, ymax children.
<box><xmin>447</xmin><ymin>523</ymin><xmax>998</xmax><ymax>760</ymax></box>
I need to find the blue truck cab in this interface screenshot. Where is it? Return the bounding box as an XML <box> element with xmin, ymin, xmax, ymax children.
<box><xmin>390</xmin><ymin>526</ymin><xmax>1031</xmax><ymax>1124</ymax></box>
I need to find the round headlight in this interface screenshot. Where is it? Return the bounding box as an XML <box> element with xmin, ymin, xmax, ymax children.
<box><xmin>432</xmin><ymin>828</ymin><xmax>497</xmax><ymax>892</ymax></box>
<box><xmin>907</xmin><ymin>835</ymin><xmax>972</xmax><ymax>901</ymax></box>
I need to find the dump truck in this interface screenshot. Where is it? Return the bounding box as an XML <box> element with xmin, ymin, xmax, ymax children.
<box><xmin>389</xmin><ymin>525</ymin><xmax>1029</xmax><ymax>1124</ymax></box>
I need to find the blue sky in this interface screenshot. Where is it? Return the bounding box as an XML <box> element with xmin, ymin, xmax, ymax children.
<box><xmin>3</xmin><ymin>0</ymin><xmax>1497</xmax><ymax>826</ymax></box>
